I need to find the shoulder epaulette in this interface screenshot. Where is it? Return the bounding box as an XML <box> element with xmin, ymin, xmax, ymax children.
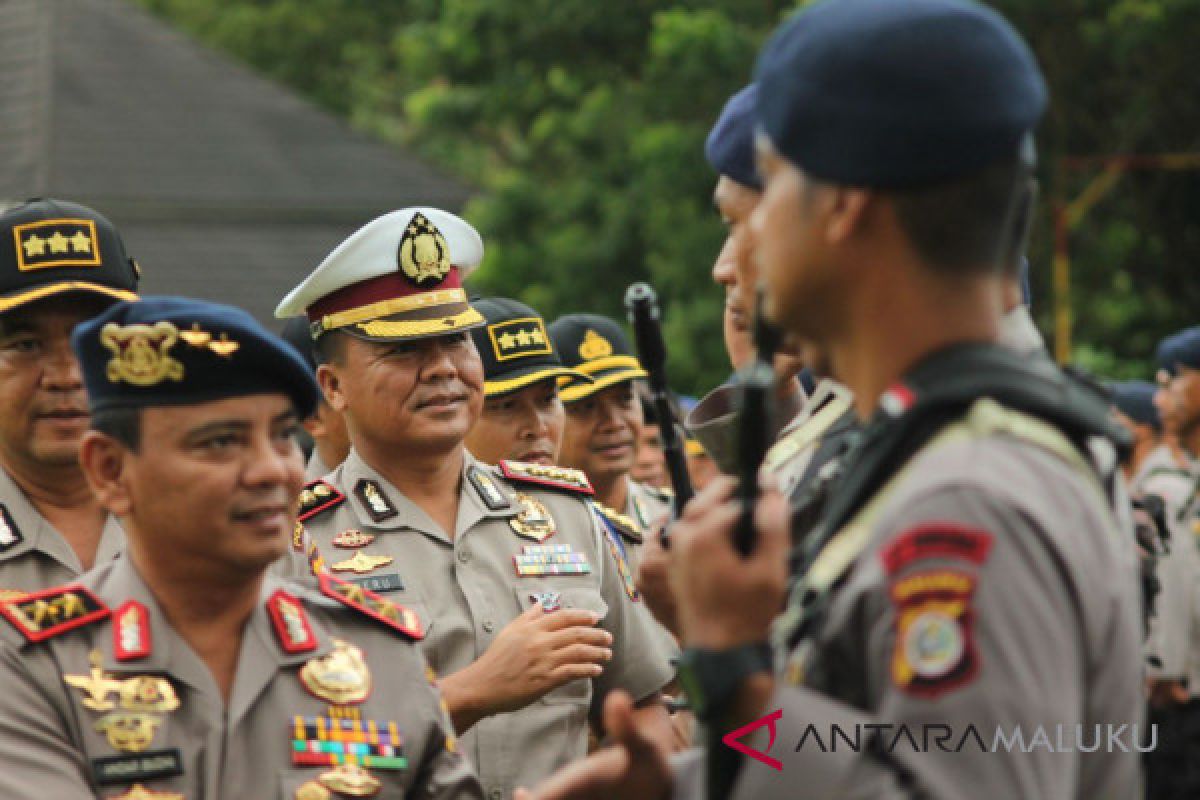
<box><xmin>0</xmin><ymin>585</ymin><xmax>109</xmax><ymax>643</ymax></box>
<box><xmin>591</xmin><ymin>502</ymin><xmax>644</xmax><ymax>543</ymax></box>
<box><xmin>298</xmin><ymin>479</ymin><xmax>345</xmax><ymax>522</ymax></box>
<box><xmin>647</xmin><ymin>485</ymin><xmax>673</xmax><ymax>503</ymax></box>
<box><xmin>499</xmin><ymin>461</ymin><xmax>595</xmax><ymax>496</ymax></box>
<box><xmin>318</xmin><ymin>573</ymin><xmax>423</xmax><ymax>641</ymax></box>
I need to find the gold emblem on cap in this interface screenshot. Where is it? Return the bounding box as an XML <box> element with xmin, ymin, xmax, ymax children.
<box><xmin>331</xmin><ymin>551</ymin><xmax>394</xmax><ymax>574</ymax></box>
<box><xmin>13</xmin><ymin>218</ymin><xmax>102</xmax><ymax>271</ymax></box>
<box><xmin>208</xmin><ymin>332</ymin><xmax>240</xmax><ymax>357</ymax></box>
<box><xmin>398</xmin><ymin>211</ymin><xmax>452</xmax><ymax>287</ymax></box>
<box><xmin>178</xmin><ymin>324</ymin><xmax>212</xmax><ymax>348</ymax></box>
<box><xmin>318</xmin><ymin>762</ymin><xmax>382</xmax><ymax>797</ymax></box>
<box><xmin>94</xmin><ymin>710</ymin><xmax>162</xmax><ymax>752</ymax></box>
<box><xmin>578</xmin><ymin>329</ymin><xmax>613</xmax><ymax>361</ymax></box>
<box><xmin>101</xmin><ymin>321</ymin><xmax>185</xmax><ymax>387</ymax></box>
<box><xmin>299</xmin><ymin>639</ymin><xmax>372</xmax><ymax>705</ymax></box>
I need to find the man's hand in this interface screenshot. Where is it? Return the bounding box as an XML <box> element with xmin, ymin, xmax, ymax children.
<box><xmin>669</xmin><ymin>476</ymin><xmax>790</xmax><ymax>650</ymax></box>
<box><xmin>514</xmin><ymin>690</ymin><xmax>674</xmax><ymax>800</ymax></box>
<box><xmin>636</xmin><ymin>519</ymin><xmax>680</xmax><ymax>636</ymax></box>
<box><xmin>440</xmin><ymin>603</ymin><xmax>612</xmax><ymax>732</ymax></box>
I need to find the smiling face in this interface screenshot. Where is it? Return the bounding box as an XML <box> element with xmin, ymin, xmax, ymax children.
<box><xmin>466</xmin><ymin>378</ymin><xmax>564</xmax><ymax>466</ymax></box>
<box><xmin>319</xmin><ymin>332</ymin><xmax>485</xmax><ymax>457</ymax></box>
<box><xmin>84</xmin><ymin>394</ymin><xmax>305</xmax><ymax>580</ymax></box>
<box><xmin>558</xmin><ymin>381</ymin><xmax>642</xmax><ymax>485</ymax></box>
<box><xmin>0</xmin><ymin>295</ymin><xmax>109</xmax><ymax>472</ymax></box>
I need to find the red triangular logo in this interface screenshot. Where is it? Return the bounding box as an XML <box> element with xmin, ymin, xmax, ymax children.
<box><xmin>721</xmin><ymin>708</ymin><xmax>783</xmax><ymax>771</ymax></box>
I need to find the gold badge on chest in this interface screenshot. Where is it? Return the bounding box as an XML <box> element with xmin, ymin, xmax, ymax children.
<box><xmin>331</xmin><ymin>551</ymin><xmax>394</xmax><ymax>574</ymax></box>
<box><xmin>333</xmin><ymin>529</ymin><xmax>376</xmax><ymax>549</ymax></box>
<box><xmin>295</xmin><ymin>781</ymin><xmax>332</xmax><ymax>800</ymax></box>
<box><xmin>108</xmin><ymin>785</ymin><xmax>184</xmax><ymax>800</ymax></box>
<box><xmin>509</xmin><ymin>493</ymin><xmax>556</xmax><ymax>542</ymax></box>
<box><xmin>94</xmin><ymin>710</ymin><xmax>162</xmax><ymax>752</ymax></box>
<box><xmin>299</xmin><ymin>639</ymin><xmax>372</xmax><ymax>705</ymax></box>
<box><xmin>318</xmin><ymin>762</ymin><xmax>382</xmax><ymax>797</ymax></box>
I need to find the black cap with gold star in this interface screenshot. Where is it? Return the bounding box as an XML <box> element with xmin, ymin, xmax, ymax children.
<box><xmin>470</xmin><ymin>297</ymin><xmax>590</xmax><ymax>397</ymax></box>
<box><xmin>0</xmin><ymin>198</ymin><xmax>140</xmax><ymax>314</ymax></box>
<box><xmin>548</xmin><ymin>314</ymin><xmax>648</xmax><ymax>403</ymax></box>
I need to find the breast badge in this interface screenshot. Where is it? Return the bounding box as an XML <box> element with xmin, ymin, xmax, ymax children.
<box><xmin>106</xmin><ymin>785</ymin><xmax>184</xmax><ymax>800</ymax></box>
<box><xmin>319</xmin><ymin>762</ymin><xmax>383</xmax><ymax>797</ymax></box>
<box><xmin>528</xmin><ymin>590</ymin><xmax>562</xmax><ymax>612</ymax></box>
<box><xmin>95</xmin><ymin>711</ymin><xmax>162</xmax><ymax>752</ymax></box>
<box><xmin>509</xmin><ymin>493</ymin><xmax>556</xmax><ymax>542</ymax></box>
<box><xmin>295</xmin><ymin>781</ymin><xmax>332</xmax><ymax>800</ymax></box>
<box><xmin>299</xmin><ymin>639</ymin><xmax>372</xmax><ymax>705</ymax></box>
<box><xmin>291</xmin><ymin>714</ymin><xmax>407</xmax><ymax>770</ymax></box>
<box><xmin>65</xmin><ymin>651</ymin><xmax>180</xmax><ymax>755</ymax></box>
<box><xmin>331</xmin><ymin>552</ymin><xmax>394</xmax><ymax>575</ymax></box>
<box><xmin>333</xmin><ymin>529</ymin><xmax>376</xmax><ymax>549</ymax></box>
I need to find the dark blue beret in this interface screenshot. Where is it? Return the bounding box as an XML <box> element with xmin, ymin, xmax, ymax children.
<box><xmin>73</xmin><ymin>297</ymin><xmax>318</xmax><ymax>417</ymax></box>
<box><xmin>754</xmin><ymin>0</ymin><xmax>1048</xmax><ymax>188</ymax></box>
<box><xmin>1157</xmin><ymin>327</ymin><xmax>1200</xmax><ymax>376</ymax></box>
<box><xmin>1109</xmin><ymin>381</ymin><xmax>1160</xmax><ymax>431</ymax></box>
<box><xmin>705</xmin><ymin>84</ymin><xmax>761</xmax><ymax>191</ymax></box>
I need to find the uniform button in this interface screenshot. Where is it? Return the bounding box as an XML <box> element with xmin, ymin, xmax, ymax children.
<box><xmin>457</xmin><ymin>549</ymin><xmax>471</xmax><ymax>563</ymax></box>
<box><xmin>482</xmin><ymin>619</ymin><xmax>495</xmax><ymax>633</ymax></box>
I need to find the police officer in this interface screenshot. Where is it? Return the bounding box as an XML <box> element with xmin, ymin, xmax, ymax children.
<box><xmin>281</xmin><ymin>316</ymin><xmax>351</xmax><ymax>479</ymax></box>
<box><xmin>464</xmin><ymin>297</ymin><xmax>587</xmax><ymax>467</ymax></box>
<box><xmin>1146</xmin><ymin>329</ymin><xmax>1200</xmax><ymax>799</ymax></box>
<box><xmin>550</xmin><ymin>313</ymin><xmax>672</xmax><ymax>569</ymax></box>
<box><xmin>520</xmin><ymin>2</ymin><xmax>1143</xmax><ymax>798</ymax></box>
<box><xmin>0</xmin><ymin>199</ymin><xmax>139</xmax><ymax>598</ymax></box>
<box><xmin>274</xmin><ymin>208</ymin><xmax>673</xmax><ymax>800</ymax></box>
<box><xmin>0</xmin><ymin>297</ymin><xmax>479</xmax><ymax>799</ymax></box>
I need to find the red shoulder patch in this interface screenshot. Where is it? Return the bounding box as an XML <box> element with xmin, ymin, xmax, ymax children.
<box><xmin>499</xmin><ymin>461</ymin><xmax>594</xmax><ymax>495</ymax></box>
<box><xmin>0</xmin><ymin>585</ymin><xmax>109</xmax><ymax>643</ymax></box>
<box><xmin>267</xmin><ymin>589</ymin><xmax>318</xmax><ymax>654</ymax></box>
<box><xmin>319</xmin><ymin>573</ymin><xmax>423</xmax><ymax>641</ymax></box>
<box><xmin>297</xmin><ymin>480</ymin><xmax>345</xmax><ymax>523</ymax></box>
<box><xmin>881</xmin><ymin>523</ymin><xmax>993</xmax><ymax>576</ymax></box>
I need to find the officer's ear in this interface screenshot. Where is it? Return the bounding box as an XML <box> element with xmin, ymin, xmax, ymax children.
<box><xmin>78</xmin><ymin>430</ymin><xmax>133</xmax><ymax>516</ymax></box>
<box><xmin>317</xmin><ymin>363</ymin><xmax>348</xmax><ymax>414</ymax></box>
<box><xmin>823</xmin><ymin>185</ymin><xmax>873</xmax><ymax>245</ymax></box>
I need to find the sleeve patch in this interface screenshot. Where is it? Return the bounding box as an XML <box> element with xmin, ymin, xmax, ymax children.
<box><xmin>881</xmin><ymin>523</ymin><xmax>993</xmax><ymax>576</ymax></box>
<box><xmin>889</xmin><ymin>569</ymin><xmax>979</xmax><ymax>698</ymax></box>
<box><xmin>297</xmin><ymin>480</ymin><xmax>345</xmax><ymax>523</ymax></box>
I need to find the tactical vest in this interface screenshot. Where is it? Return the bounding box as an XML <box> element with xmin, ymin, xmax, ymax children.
<box><xmin>772</xmin><ymin>343</ymin><xmax>1129</xmax><ymax>697</ymax></box>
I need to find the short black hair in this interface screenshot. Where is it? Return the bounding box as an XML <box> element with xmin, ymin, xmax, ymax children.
<box><xmin>91</xmin><ymin>406</ymin><xmax>142</xmax><ymax>451</ymax></box>
<box><xmin>313</xmin><ymin>330</ymin><xmax>347</xmax><ymax>365</ymax></box>
<box><xmin>890</xmin><ymin>158</ymin><xmax>1030</xmax><ymax>276</ymax></box>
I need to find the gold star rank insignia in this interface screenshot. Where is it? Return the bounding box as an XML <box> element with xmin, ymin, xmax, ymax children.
<box><xmin>13</xmin><ymin>218</ymin><xmax>102</xmax><ymax>271</ymax></box>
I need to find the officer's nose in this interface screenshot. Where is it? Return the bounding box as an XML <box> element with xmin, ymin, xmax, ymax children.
<box><xmin>712</xmin><ymin>235</ymin><xmax>738</xmax><ymax>288</ymax></box>
<box><xmin>243</xmin><ymin>431</ymin><xmax>298</xmax><ymax>490</ymax></box>
<box><xmin>41</xmin><ymin>340</ymin><xmax>84</xmax><ymax>391</ymax></box>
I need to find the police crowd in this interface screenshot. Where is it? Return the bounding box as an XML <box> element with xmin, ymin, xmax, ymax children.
<box><xmin>0</xmin><ymin>0</ymin><xmax>1190</xmax><ymax>798</ymax></box>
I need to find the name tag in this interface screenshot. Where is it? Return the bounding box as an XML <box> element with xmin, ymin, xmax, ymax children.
<box><xmin>351</xmin><ymin>573</ymin><xmax>405</xmax><ymax>594</ymax></box>
<box><xmin>93</xmin><ymin>748</ymin><xmax>184</xmax><ymax>785</ymax></box>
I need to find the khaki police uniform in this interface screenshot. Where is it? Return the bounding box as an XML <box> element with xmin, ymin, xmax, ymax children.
<box><xmin>1133</xmin><ymin>444</ymin><xmax>1199</xmax><ymax>680</ymax></box>
<box><xmin>760</xmin><ymin>380</ymin><xmax>854</xmax><ymax>500</ymax></box>
<box><xmin>306</xmin><ymin>452</ymin><xmax>333</xmax><ymax>483</ymax></box>
<box><xmin>0</xmin><ymin>468</ymin><xmax>124</xmax><ymax>599</ymax></box>
<box><xmin>673</xmin><ymin>395</ymin><xmax>1144</xmax><ymax>800</ymax></box>
<box><xmin>685</xmin><ymin>385</ymin><xmax>807</xmax><ymax>477</ymax></box>
<box><xmin>283</xmin><ymin>450</ymin><xmax>674</xmax><ymax>800</ymax></box>
<box><xmin>0</xmin><ymin>557</ymin><xmax>479</xmax><ymax>800</ymax></box>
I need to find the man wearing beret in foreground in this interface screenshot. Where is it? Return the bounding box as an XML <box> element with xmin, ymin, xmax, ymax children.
<box><xmin>0</xmin><ymin>297</ymin><xmax>481</xmax><ymax>799</ymax></box>
<box><xmin>520</xmin><ymin>1</ymin><xmax>1142</xmax><ymax>798</ymax></box>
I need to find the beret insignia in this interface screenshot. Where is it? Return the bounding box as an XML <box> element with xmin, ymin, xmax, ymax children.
<box><xmin>100</xmin><ymin>321</ymin><xmax>184</xmax><ymax>387</ymax></box>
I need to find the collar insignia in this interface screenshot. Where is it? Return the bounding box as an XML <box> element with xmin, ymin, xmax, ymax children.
<box><xmin>267</xmin><ymin>589</ymin><xmax>318</xmax><ymax>654</ymax></box>
<box><xmin>113</xmin><ymin>600</ymin><xmax>151</xmax><ymax>661</ymax></box>
<box><xmin>355</xmin><ymin>479</ymin><xmax>398</xmax><ymax>523</ymax></box>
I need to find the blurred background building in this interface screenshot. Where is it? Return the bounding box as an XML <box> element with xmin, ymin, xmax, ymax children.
<box><xmin>0</xmin><ymin>0</ymin><xmax>471</xmax><ymax>323</ymax></box>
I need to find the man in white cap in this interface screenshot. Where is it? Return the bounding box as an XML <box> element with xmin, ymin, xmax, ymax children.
<box><xmin>275</xmin><ymin>208</ymin><xmax>673</xmax><ymax>800</ymax></box>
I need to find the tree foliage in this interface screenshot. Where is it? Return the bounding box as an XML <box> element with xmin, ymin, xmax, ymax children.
<box><xmin>135</xmin><ymin>0</ymin><xmax>1200</xmax><ymax>391</ymax></box>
